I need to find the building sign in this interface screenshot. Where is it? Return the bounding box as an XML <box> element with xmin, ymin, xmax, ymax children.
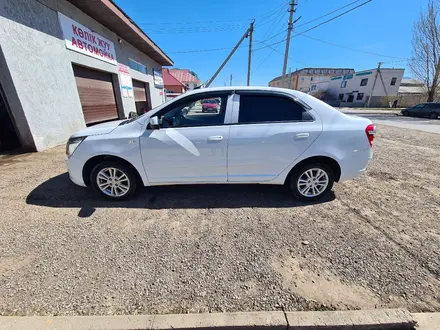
<box><xmin>118</xmin><ymin>64</ymin><xmax>133</xmax><ymax>98</ymax></box>
<box><xmin>58</xmin><ymin>12</ymin><xmax>117</xmax><ymax>65</ymax></box>
<box><xmin>153</xmin><ymin>69</ymin><xmax>164</xmax><ymax>88</ymax></box>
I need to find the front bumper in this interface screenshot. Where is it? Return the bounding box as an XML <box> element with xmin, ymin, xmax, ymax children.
<box><xmin>65</xmin><ymin>155</ymin><xmax>86</xmax><ymax>187</ymax></box>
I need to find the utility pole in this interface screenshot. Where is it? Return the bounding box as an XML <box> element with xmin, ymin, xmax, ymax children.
<box><xmin>230</xmin><ymin>74</ymin><xmax>233</xmax><ymax>86</ymax></box>
<box><xmin>287</xmin><ymin>67</ymin><xmax>292</xmax><ymax>88</ymax></box>
<box><xmin>281</xmin><ymin>1</ymin><xmax>296</xmax><ymax>88</ymax></box>
<box><xmin>205</xmin><ymin>28</ymin><xmax>250</xmax><ymax>87</ymax></box>
<box><xmin>366</xmin><ymin>62</ymin><xmax>382</xmax><ymax>107</ymax></box>
<box><xmin>247</xmin><ymin>20</ymin><xmax>255</xmax><ymax>86</ymax></box>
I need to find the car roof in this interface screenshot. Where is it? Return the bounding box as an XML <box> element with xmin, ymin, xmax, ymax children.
<box><xmin>186</xmin><ymin>86</ymin><xmax>306</xmax><ymax>97</ymax></box>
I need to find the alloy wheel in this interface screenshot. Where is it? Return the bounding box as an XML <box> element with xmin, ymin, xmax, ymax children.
<box><xmin>297</xmin><ymin>168</ymin><xmax>329</xmax><ymax>198</ymax></box>
<box><xmin>96</xmin><ymin>167</ymin><xmax>130</xmax><ymax>197</ymax></box>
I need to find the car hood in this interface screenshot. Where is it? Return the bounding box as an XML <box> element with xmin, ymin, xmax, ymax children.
<box><xmin>70</xmin><ymin>120</ymin><xmax>126</xmax><ymax>138</ymax></box>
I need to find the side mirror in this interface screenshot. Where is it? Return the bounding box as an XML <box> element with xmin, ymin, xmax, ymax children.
<box><xmin>149</xmin><ymin>116</ymin><xmax>160</xmax><ymax>129</ymax></box>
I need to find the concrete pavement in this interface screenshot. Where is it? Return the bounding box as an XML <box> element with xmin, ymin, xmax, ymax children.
<box><xmin>0</xmin><ymin>309</ymin><xmax>420</xmax><ymax>330</ymax></box>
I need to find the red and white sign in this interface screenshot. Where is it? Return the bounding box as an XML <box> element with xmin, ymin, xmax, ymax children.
<box><xmin>58</xmin><ymin>12</ymin><xmax>117</xmax><ymax>65</ymax></box>
<box><xmin>118</xmin><ymin>64</ymin><xmax>133</xmax><ymax>98</ymax></box>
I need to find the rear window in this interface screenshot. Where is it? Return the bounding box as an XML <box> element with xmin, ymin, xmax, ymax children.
<box><xmin>238</xmin><ymin>95</ymin><xmax>308</xmax><ymax>124</ymax></box>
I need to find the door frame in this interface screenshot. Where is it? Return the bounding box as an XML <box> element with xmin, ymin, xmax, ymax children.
<box><xmin>139</xmin><ymin>90</ymin><xmax>235</xmax><ymax>184</ymax></box>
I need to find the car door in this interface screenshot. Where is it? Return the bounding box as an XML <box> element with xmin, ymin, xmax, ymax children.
<box><xmin>139</xmin><ymin>91</ymin><xmax>233</xmax><ymax>184</ymax></box>
<box><xmin>227</xmin><ymin>91</ymin><xmax>322</xmax><ymax>182</ymax></box>
<box><xmin>409</xmin><ymin>104</ymin><xmax>426</xmax><ymax>116</ymax></box>
<box><xmin>422</xmin><ymin>103</ymin><xmax>439</xmax><ymax>117</ymax></box>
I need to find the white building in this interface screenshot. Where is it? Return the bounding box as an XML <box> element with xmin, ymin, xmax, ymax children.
<box><xmin>0</xmin><ymin>0</ymin><xmax>172</xmax><ymax>152</ymax></box>
<box><xmin>312</xmin><ymin>68</ymin><xmax>405</xmax><ymax>107</ymax></box>
<box><xmin>269</xmin><ymin>68</ymin><xmax>354</xmax><ymax>93</ymax></box>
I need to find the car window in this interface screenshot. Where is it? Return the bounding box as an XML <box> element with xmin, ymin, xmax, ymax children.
<box><xmin>159</xmin><ymin>95</ymin><xmax>226</xmax><ymax>128</ymax></box>
<box><xmin>238</xmin><ymin>94</ymin><xmax>308</xmax><ymax>124</ymax></box>
<box><xmin>425</xmin><ymin>104</ymin><xmax>439</xmax><ymax>109</ymax></box>
<box><xmin>414</xmin><ymin>104</ymin><xmax>426</xmax><ymax>109</ymax></box>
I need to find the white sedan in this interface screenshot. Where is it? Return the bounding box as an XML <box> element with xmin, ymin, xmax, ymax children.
<box><xmin>66</xmin><ymin>87</ymin><xmax>375</xmax><ymax>202</ymax></box>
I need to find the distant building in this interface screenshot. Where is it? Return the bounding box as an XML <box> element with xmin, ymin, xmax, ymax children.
<box><xmin>398</xmin><ymin>78</ymin><xmax>425</xmax><ymax>95</ymax></box>
<box><xmin>268</xmin><ymin>68</ymin><xmax>355</xmax><ymax>92</ymax></box>
<box><xmin>312</xmin><ymin>68</ymin><xmax>405</xmax><ymax>107</ymax></box>
<box><xmin>395</xmin><ymin>78</ymin><xmax>427</xmax><ymax>107</ymax></box>
<box><xmin>169</xmin><ymin>69</ymin><xmax>202</xmax><ymax>90</ymax></box>
<box><xmin>162</xmin><ymin>68</ymin><xmax>188</xmax><ymax>100</ymax></box>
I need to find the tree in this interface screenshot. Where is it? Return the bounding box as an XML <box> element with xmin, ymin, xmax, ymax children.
<box><xmin>410</xmin><ymin>0</ymin><xmax>440</xmax><ymax>102</ymax></box>
<box><xmin>314</xmin><ymin>89</ymin><xmax>337</xmax><ymax>101</ymax></box>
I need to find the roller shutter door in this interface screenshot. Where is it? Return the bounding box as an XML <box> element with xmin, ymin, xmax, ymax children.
<box><xmin>73</xmin><ymin>65</ymin><xmax>119</xmax><ymax>124</ymax></box>
<box><xmin>132</xmin><ymin>80</ymin><xmax>151</xmax><ymax>114</ymax></box>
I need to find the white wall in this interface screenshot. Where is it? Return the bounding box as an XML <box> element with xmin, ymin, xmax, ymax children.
<box><xmin>0</xmin><ymin>0</ymin><xmax>166</xmax><ymax>150</ymax></box>
<box><xmin>316</xmin><ymin>68</ymin><xmax>404</xmax><ymax>104</ymax></box>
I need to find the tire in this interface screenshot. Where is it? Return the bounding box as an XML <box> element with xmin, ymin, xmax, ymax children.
<box><xmin>90</xmin><ymin>161</ymin><xmax>137</xmax><ymax>200</ymax></box>
<box><xmin>289</xmin><ymin>163</ymin><xmax>334</xmax><ymax>202</ymax></box>
<box><xmin>402</xmin><ymin>111</ymin><xmax>409</xmax><ymax>116</ymax></box>
<box><xmin>430</xmin><ymin>112</ymin><xmax>438</xmax><ymax>119</ymax></box>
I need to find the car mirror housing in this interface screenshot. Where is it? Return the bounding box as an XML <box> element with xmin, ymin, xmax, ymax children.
<box><xmin>149</xmin><ymin>116</ymin><xmax>160</xmax><ymax>129</ymax></box>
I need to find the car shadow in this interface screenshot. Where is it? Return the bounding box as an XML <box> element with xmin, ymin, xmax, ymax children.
<box><xmin>26</xmin><ymin>173</ymin><xmax>335</xmax><ymax>213</ymax></box>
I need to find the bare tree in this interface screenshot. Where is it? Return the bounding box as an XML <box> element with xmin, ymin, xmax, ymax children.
<box><xmin>314</xmin><ymin>89</ymin><xmax>338</xmax><ymax>101</ymax></box>
<box><xmin>410</xmin><ymin>0</ymin><xmax>440</xmax><ymax>102</ymax></box>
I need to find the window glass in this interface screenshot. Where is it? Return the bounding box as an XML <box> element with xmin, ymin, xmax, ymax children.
<box><xmin>356</xmin><ymin>93</ymin><xmax>364</xmax><ymax>100</ymax></box>
<box><xmin>360</xmin><ymin>78</ymin><xmax>368</xmax><ymax>86</ymax></box>
<box><xmin>414</xmin><ymin>104</ymin><xmax>426</xmax><ymax>108</ymax></box>
<box><xmin>338</xmin><ymin>93</ymin><xmax>344</xmax><ymax>100</ymax></box>
<box><xmin>341</xmin><ymin>81</ymin><xmax>347</xmax><ymax>88</ymax></box>
<box><xmin>128</xmin><ymin>58</ymin><xmax>147</xmax><ymax>74</ymax></box>
<box><xmin>238</xmin><ymin>95</ymin><xmax>307</xmax><ymax>123</ymax></box>
<box><xmin>390</xmin><ymin>77</ymin><xmax>397</xmax><ymax>86</ymax></box>
<box><xmin>426</xmin><ymin>104</ymin><xmax>438</xmax><ymax>109</ymax></box>
<box><xmin>159</xmin><ymin>95</ymin><xmax>226</xmax><ymax>128</ymax></box>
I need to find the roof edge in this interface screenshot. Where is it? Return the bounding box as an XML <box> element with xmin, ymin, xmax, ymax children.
<box><xmin>105</xmin><ymin>0</ymin><xmax>173</xmax><ymax>66</ymax></box>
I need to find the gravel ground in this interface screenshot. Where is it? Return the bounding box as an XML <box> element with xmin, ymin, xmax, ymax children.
<box><xmin>0</xmin><ymin>124</ymin><xmax>439</xmax><ymax>316</ymax></box>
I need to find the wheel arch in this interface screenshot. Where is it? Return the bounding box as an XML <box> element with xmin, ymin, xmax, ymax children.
<box><xmin>284</xmin><ymin>156</ymin><xmax>341</xmax><ymax>184</ymax></box>
<box><xmin>82</xmin><ymin>155</ymin><xmax>143</xmax><ymax>187</ymax></box>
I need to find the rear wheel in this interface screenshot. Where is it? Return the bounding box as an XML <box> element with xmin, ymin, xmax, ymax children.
<box><xmin>289</xmin><ymin>164</ymin><xmax>334</xmax><ymax>202</ymax></box>
<box><xmin>430</xmin><ymin>112</ymin><xmax>438</xmax><ymax>119</ymax></box>
<box><xmin>90</xmin><ymin>161</ymin><xmax>137</xmax><ymax>200</ymax></box>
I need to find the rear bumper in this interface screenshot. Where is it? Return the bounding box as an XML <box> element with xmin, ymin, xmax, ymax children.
<box><xmin>339</xmin><ymin>148</ymin><xmax>373</xmax><ymax>181</ymax></box>
<box><xmin>65</xmin><ymin>155</ymin><xmax>86</xmax><ymax>187</ymax></box>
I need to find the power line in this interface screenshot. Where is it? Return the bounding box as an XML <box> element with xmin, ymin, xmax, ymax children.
<box><xmin>258</xmin><ymin>0</ymin><xmax>365</xmax><ymax>43</ymax></box>
<box><xmin>143</xmin><ymin>25</ymin><xmax>249</xmax><ymax>35</ymax></box>
<box><xmin>253</xmin><ymin>0</ymin><xmax>373</xmax><ymax>52</ymax></box>
<box><xmin>166</xmin><ymin>0</ymin><xmax>372</xmax><ymax>56</ymax></box>
<box><xmin>261</xmin><ymin>7</ymin><xmax>289</xmax><ymax>41</ymax></box>
<box><xmin>301</xmin><ymin>34</ymin><xmax>409</xmax><ymax>60</ymax></box>
<box><xmin>137</xmin><ymin>19</ymin><xmax>251</xmax><ymax>25</ymax></box>
<box><xmin>256</xmin><ymin>0</ymin><xmax>290</xmax><ymax>25</ymax></box>
<box><xmin>295</xmin><ymin>0</ymin><xmax>364</xmax><ymax>29</ymax></box>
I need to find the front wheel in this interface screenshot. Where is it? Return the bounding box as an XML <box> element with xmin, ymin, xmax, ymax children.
<box><xmin>402</xmin><ymin>111</ymin><xmax>409</xmax><ymax>116</ymax></box>
<box><xmin>90</xmin><ymin>161</ymin><xmax>137</xmax><ymax>200</ymax></box>
<box><xmin>430</xmin><ymin>112</ymin><xmax>438</xmax><ymax>119</ymax></box>
<box><xmin>289</xmin><ymin>164</ymin><xmax>334</xmax><ymax>202</ymax></box>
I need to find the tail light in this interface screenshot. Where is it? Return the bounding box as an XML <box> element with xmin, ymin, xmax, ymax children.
<box><xmin>365</xmin><ymin>124</ymin><xmax>376</xmax><ymax>147</ymax></box>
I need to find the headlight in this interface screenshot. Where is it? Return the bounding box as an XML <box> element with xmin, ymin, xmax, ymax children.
<box><xmin>66</xmin><ymin>137</ymin><xmax>86</xmax><ymax>157</ymax></box>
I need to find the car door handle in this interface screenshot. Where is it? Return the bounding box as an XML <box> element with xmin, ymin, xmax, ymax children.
<box><xmin>295</xmin><ymin>133</ymin><xmax>310</xmax><ymax>139</ymax></box>
<box><xmin>207</xmin><ymin>135</ymin><xmax>223</xmax><ymax>141</ymax></box>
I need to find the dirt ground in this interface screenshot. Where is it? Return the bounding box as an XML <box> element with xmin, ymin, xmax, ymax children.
<box><xmin>0</xmin><ymin>124</ymin><xmax>439</xmax><ymax>316</ymax></box>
